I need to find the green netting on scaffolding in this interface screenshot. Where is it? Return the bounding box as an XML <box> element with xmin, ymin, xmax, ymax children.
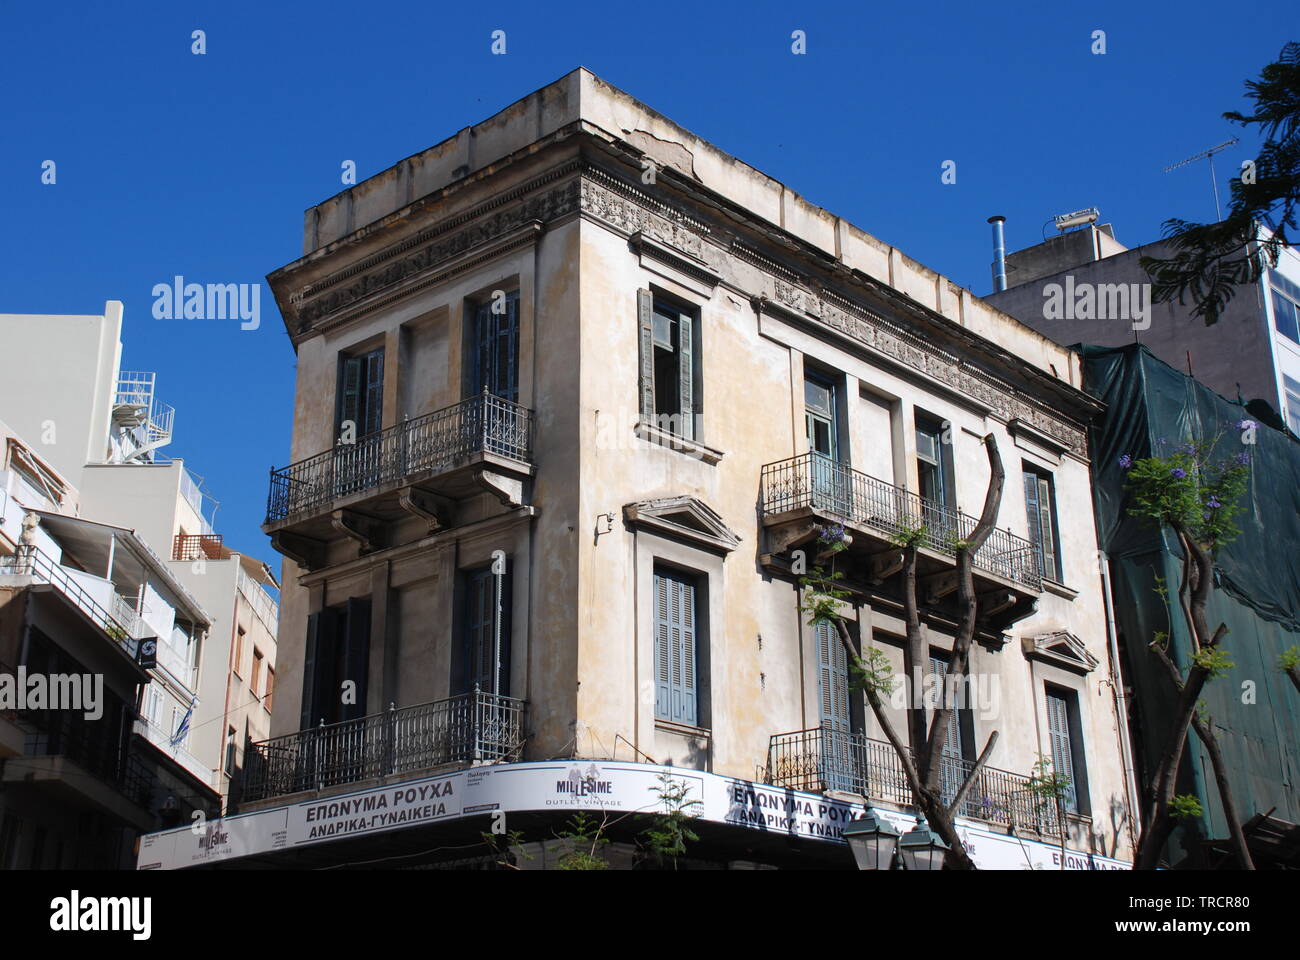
<box><xmin>1081</xmin><ymin>343</ymin><xmax>1300</xmax><ymax>865</ymax></box>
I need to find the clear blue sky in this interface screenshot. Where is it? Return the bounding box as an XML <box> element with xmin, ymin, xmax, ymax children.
<box><xmin>1</xmin><ymin>1</ymin><xmax>1291</xmax><ymax>568</ymax></box>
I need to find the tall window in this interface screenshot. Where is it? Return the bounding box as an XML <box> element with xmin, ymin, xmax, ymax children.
<box><xmin>301</xmin><ymin>598</ymin><xmax>371</xmax><ymax>728</ymax></box>
<box><xmin>915</xmin><ymin>415</ymin><xmax>951</xmax><ymax>504</ymax></box>
<box><xmin>929</xmin><ymin>653</ymin><xmax>972</xmax><ymax>805</ymax></box>
<box><xmin>233</xmin><ymin>627</ymin><xmax>245</xmax><ymax>678</ymax></box>
<box><xmin>338</xmin><ymin>347</ymin><xmax>385</xmax><ymax>438</ymax></box>
<box><xmin>224</xmin><ymin>726</ymin><xmax>237</xmax><ymax>777</ymax></box>
<box><xmin>472</xmin><ymin>291</ymin><xmax>519</xmax><ymax>403</ymax></box>
<box><xmin>816</xmin><ymin>619</ymin><xmax>861</xmax><ymax>791</ymax></box>
<box><xmin>1023</xmin><ymin>465</ymin><xmax>1061</xmax><ymax>581</ymax></box>
<box><xmin>1284</xmin><ymin>374</ymin><xmax>1300</xmax><ymax>436</ymax></box>
<box><xmin>251</xmin><ymin>648</ymin><xmax>264</xmax><ymax>696</ymax></box>
<box><xmin>264</xmin><ymin>666</ymin><xmax>275</xmax><ymax>713</ymax></box>
<box><xmin>1270</xmin><ymin>273</ymin><xmax>1300</xmax><ymax>345</ymax></box>
<box><xmin>654</xmin><ymin>567</ymin><xmax>700</xmax><ymax>726</ymax></box>
<box><xmin>1046</xmin><ymin>686</ymin><xmax>1089</xmax><ymax>815</ymax></box>
<box><xmin>456</xmin><ymin>564</ymin><xmax>512</xmax><ymax>697</ymax></box>
<box><xmin>915</xmin><ymin>413</ymin><xmax>954</xmax><ymax>541</ymax></box>
<box><xmin>638</xmin><ymin>291</ymin><xmax>698</xmax><ymax>440</ymax></box>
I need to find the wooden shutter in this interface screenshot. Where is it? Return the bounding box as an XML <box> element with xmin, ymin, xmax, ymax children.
<box><xmin>654</xmin><ymin>570</ymin><xmax>697</xmax><ymax>726</ymax></box>
<box><xmin>1036</xmin><ymin>476</ymin><xmax>1057</xmax><ymax>580</ymax></box>
<box><xmin>1024</xmin><ymin>471</ymin><xmax>1044</xmax><ymax>577</ymax></box>
<box><xmin>1046</xmin><ymin>691</ymin><xmax>1077</xmax><ymax>812</ymax></box>
<box><xmin>817</xmin><ymin>621</ymin><xmax>850</xmax><ymax>732</ymax></box>
<box><xmin>362</xmin><ymin>351</ymin><xmax>384</xmax><ymax>436</ymax></box>
<box><xmin>930</xmin><ymin>655</ymin><xmax>962</xmax><ymax>760</ymax></box>
<box><xmin>301</xmin><ymin>608</ymin><xmax>338</xmax><ymax>728</ymax></box>
<box><xmin>341</xmin><ymin>597</ymin><xmax>371</xmax><ymax>721</ymax></box>
<box><xmin>638</xmin><ymin>290</ymin><xmax>655</xmax><ymax>421</ymax></box>
<box><xmin>677</xmin><ymin>312</ymin><xmax>694</xmax><ymax>440</ymax></box>
<box><xmin>339</xmin><ymin>357</ymin><xmax>362</xmax><ymax>439</ymax></box>
<box><xmin>465</xmin><ymin>568</ymin><xmax>493</xmax><ymax>693</ymax></box>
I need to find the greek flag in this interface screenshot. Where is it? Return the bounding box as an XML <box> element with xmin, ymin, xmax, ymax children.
<box><xmin>171</xmin><ymin>696</ymin><xmax>196</xmax><ymax>747</ymax></box>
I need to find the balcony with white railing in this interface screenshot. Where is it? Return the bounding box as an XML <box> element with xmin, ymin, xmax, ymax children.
<box><xmin>0</xmin><ymin>547</ymin><xmax>139</xmax><ymax>653</ymax></box>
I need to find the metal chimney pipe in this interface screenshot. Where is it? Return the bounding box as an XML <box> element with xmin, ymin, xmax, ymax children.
<box><xmin>988</xmin><ymin>216</ymin><xmax>1007</xmax><ymax>292</ymax></box>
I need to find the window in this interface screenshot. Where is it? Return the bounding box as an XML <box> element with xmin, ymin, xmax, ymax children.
<box><xmin>1023</xmin><ymin>465</ymin><xmax>1061</xmax><ymax>581</ymax></box>
<box><xmin>264</xmin><ymin>666</ymin><xmax>275</xmax><ymax>713</ymax></box>
<box><xmin>930</xmin><ymin>653</ymin><xmax>973</xmax><ymax>805</ymax></box>
<box><xmin>233</xmin><ymin>627</ymin><xmax>245</xmax><ymax>678</ymax></box>
<box><xmin>1270</xmin><ymin>273</ymin><xmax>1300</xmax><ymax>345</ymax></box>
<box><xmin>471</xmin><ymin>291</ymin><xmax>519</xmax><ymax>403</ymax></box>
<box><xmin>455</xmin><ymin>564</ymin><xmax>512</xmax><ymax>697</ymax></box>
<box><xmin>654</xmin><ymin>567</ymin><xmax>701</xmax><ymax>727</ymax></box>
<box><xmin>816</xmin><ymin>619</ymin><xmax>862</xmax><ymax>791</ymax></box>
<box><xmin>225</xmin><ymin>726</ymin><xmax>237</xmax><ymax>777</ymax></box>
<box><xmin>338</xmin><ymin>346</ymin><xmax>385</xmax><ymax>438</ymax></box>
<box><xmin>251</xmin><ymin>648</ymin><xmax>264</xmax><ymax>695</ymax></box>
<box><xmin>301</xmin><ymin>598</ymin><xmax>371</xmax><ymax>728</ymax></box>
<box><xmin>1045</xmin><ymin>686</ymin><xmax>1089</xmax><ymax>815</ymax></box>
<box><xmin>1284</xmin><ymin>375</ymin><xmax>1300</xmax><ymax>436</ymax></box>
<box><xmin>915</xmin><ymin>412</ymin><xmax>955</xmax><ymax>540</ymax></box>
<box><xmin>638</xmin><ymin>290</ymin><xmax>698</xmax><ymax>440</ymax></box>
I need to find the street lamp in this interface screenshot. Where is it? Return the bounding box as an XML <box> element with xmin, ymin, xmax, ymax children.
<box><xmin>843</xmin><ymin>806</ymin><xmax>901</xmax><ymax>871</ymax></box>
<box><xmin>898</xmin><ymin>815</ymin><xmax>949</xmax><ymax>871</ymax></box>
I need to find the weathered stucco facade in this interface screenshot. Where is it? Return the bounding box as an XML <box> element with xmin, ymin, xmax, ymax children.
<box><xmin>257</xmin><ymin>68</ymin><xmax>1135</xmax><ymax>867</ymax></box>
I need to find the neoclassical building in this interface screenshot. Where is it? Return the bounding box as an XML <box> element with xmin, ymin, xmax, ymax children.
<box><xmin>139</xmin><ymin>69</ymin><xmax>1136</xmax><ymax>870</ymax></box>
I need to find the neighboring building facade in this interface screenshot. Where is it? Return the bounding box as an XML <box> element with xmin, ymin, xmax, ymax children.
<box><xmin>985</xmin><ymin>218</ymin><xmax>1300</xmax><ymax>433</ymax></box>
<box><xmin>1082</xmin><ymin>343</ymin><xmax>1300</xmax><ymax>868</ymax></box>
<box><xmin>0</xmin><ymin>305</ymin><xmax>279</xmax><ymax>810</ymax></box>
<box><xmin>142</xmin><ymin>70</ymin><xmax>1135</xmax><ymax>870</ymax></box>
<box><xmin>0</xmin><ymin>418</ymin><xmax>219</xmax><ymax>868</ymax></box>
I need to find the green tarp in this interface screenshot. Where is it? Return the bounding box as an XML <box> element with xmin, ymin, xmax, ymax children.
<box><xmin>1082</xmin><ymin>343</ymin><xmax>1300</xmax><ymax>864</ymax></box>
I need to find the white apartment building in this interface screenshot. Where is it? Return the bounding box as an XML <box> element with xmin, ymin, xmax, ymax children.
<box><xmin>0</xmin><ymin>303</ymin><xmax>279</xmax><ymax>807</ymax></box>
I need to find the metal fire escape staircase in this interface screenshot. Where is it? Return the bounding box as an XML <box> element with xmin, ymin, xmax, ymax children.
<box><xmin>112</xmin><ymin>371</ymin><xmax>175</xmax><ymax>462</ymax></box>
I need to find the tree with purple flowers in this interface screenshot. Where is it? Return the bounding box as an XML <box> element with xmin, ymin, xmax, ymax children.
<box><xmin>1119</xmin><ymin>427</ymin><xmax>1254</xmax><ymax>869</ymax></box>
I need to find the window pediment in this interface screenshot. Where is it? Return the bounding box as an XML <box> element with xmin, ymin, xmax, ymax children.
<box><xmin>1022</xmin><ymin>630</ymin><xmax>1098</xmax><ymax>673</ymax></box>
<box><xmin>623</xmin><ymin>497</ymin><xmax>739</xmax><ymax>554</ymax></box>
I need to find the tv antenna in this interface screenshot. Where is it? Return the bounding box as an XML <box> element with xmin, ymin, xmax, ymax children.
<box><xmin>1163</xmin><ymin>138</ymin><xmax>1239</xmax><ymax>221</ymax></box>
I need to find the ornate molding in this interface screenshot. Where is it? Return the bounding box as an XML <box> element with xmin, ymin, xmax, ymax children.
<box><xmin>282</xmin><ymin>156</ymin><xmax>1087</xmax><ymax>455</ymax></box>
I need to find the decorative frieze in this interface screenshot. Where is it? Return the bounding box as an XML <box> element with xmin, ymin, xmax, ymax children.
<box><xmin>285</xmin><ymin>158</ymin><xmax>1086</xmax><ymax>455</ymax></box>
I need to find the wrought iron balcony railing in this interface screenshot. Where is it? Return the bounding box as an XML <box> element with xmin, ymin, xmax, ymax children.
<box><xmin>242</xmin><ymin>688</ymin><xmax>526</xmax><ymax>803</ymax></box>
<box><xmin>766</xmin><ymin>725</ymin><xmax>1065</xmax><ymax>838</ymax></box>
<box><xmin>266</xmin><ymin>393</ymin><xmax>534</xmax><ymax>524</ymax></box>
<box><xmin>760</xmin><ymin>452</ymin><xmax>1042</xmax><ymax>590</ymax></box>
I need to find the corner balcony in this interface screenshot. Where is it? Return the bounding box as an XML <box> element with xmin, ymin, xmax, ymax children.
<box><xmin>760</xmin><ymin>454</ymin><xmax>1041</xmax><ymax>630</ymax></box>
<box><xmin>264</xmin><ymin>393</ymin><xmax>534</xmax><ymax>569</ymax></box>
<box><xmin>242</xmin><ymin>689</ymin><xmax>526</xmax><ymax>804</ymax></box>
<box><xmin>766</xmin><ymin>725</ymin><xmax>1064</xmax><ymax>839</ymax></box>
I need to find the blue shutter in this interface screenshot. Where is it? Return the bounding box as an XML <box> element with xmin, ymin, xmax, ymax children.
<box><xmin>931</xmin><ymin>654</ymin><xmax>964</xmax><ymax>804</ymax></box>
<box><xmin>678</xmin><ymin>312</ymin><xmax>694</xmax><ymax>440</ymax></box>
<box><xmin>473</xmin><ymin>294</ymin><xmax>520</xmax><ymax>403</ymax></box>
<box><xmin>1046</xmin><ymin>691</ymin><xmax>1077</xmax><ymax>813</ymax></box>
<box><xmin>817</xmin><ymin>621</ymin><xmax>850</xmax><ymax>732</ymax></box>
<box><xmin>654</xmin><ymin>573</ymin><xmax>672</xmax><ymax>719</ymax></box>
<box><xmin>362</xmin><ymin>351</ymin><xmax>384</xmax><ymax>436</ymax></box>
<box><xmin>339</xmin><ymin>357</ymin><xmax>361</xmax><ymax>438</ymax></box>
<box><xmin>655</xmin><ymin>571</ymin><xmax>698</xmax><ymax>726</ymax></box>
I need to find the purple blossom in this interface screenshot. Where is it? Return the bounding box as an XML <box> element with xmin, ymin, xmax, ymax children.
<box><xmin>817</xmin><ymin>522</ymin><xmax>847</xmax><ymax>544</ymax></box>
<box><xmin>1237</xmin><ymin>419</ymin><xmax>1257</xmax><ymax>432</ymax></box>
<box><xmin>1178</xmin><ymin>442</ymin><xmax>1197</xmax><ymax>455</ymax></box>
<box><xmin>1117</xmin><ymin>454</ymin><xmax>1133</xmax><ymax>470</ymax></box>
<box><xmin>1234</xmin><ymin>452</ymin><xmax>1251</xmax><ymax>467</ymax></box>
<box><xmin>1170</xmin><ymin>467</ymin><xmax>1187</xmax><ymax>479</ymax></box>
<box><xmin>1206</xmin><ymin>496</ymin><xmax>1222</xmax><ymax>509</ymax></box>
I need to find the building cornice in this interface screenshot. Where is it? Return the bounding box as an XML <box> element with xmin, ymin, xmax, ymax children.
<box><xmin>272</xmin><ymin>151</ymin><xmax>1093</xmax><ymax>456</ymax></box>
